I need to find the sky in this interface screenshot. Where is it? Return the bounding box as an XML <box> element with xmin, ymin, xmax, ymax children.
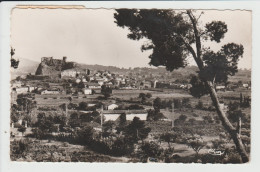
<box><xmin>11</xmin><ymin>8</ymin><xmax>252</xmax><ymax>69</ymax></box>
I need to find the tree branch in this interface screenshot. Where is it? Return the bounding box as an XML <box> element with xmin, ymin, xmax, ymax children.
<box><xmin>186</xmin><ymin>10</ymin><xmax>204</xmax><ymax>70</ymax></box>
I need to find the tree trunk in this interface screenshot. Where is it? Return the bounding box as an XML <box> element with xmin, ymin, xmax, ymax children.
<box><xmin>186</xmin><ymin>10</ymin><xmax>249</xmax><ymax>163</ymax></box>
<box><xmin>206</xmin><ymin>81</ymin><xmax>249</xmax><ymax>163</ymax></box>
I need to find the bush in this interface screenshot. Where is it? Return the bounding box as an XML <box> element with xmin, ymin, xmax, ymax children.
<box><xmin>138</xmin><ymin>141</ymin><xmax>164</xmax><ymax>162</ymax></box>
<box><xmin>195</xmin><ymin>100</ymin><xmax>204</xmax><ymax>109</ymax></box>
<box><xmin>173</xmin><ymin>99</ymin><xmax>181</xmax><ymax>109</ymax></box>
<box><xmin>179</xmin><ymin>114</ymin><xmax>187</xmax><ymax>122</ymax></box>
<box><xmin>182</xmin><ymin>98</ymin><xmax>191</xmax><ymax>108</ymax></box>
<box><xmin>10</xmin><ymin>138</ymin><xmax>31</xmax><ymax>159</ymax></box>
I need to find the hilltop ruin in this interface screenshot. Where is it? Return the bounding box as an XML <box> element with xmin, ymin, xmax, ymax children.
<box><xmin>35</xmin><ymin>57</ymin><xmax>76</xmax><ymax>76</ymax></box>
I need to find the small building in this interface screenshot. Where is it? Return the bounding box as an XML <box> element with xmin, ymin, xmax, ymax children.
<box><xmin>28</xmin><ymin>86</ymin><xmax>37</xmax><ymax>92</ymax></box>
<box><xmin>98</xmin><ymin>81</ymin><xmax>104</xmax><ymax>86</ymax></box>
<box><xmin>82</xmin><ymin>88</ymin><xmax>92</xmax><ymax>95</ymax></box>
<box><xmin>216</xmin><ymin>85</ymin><xmax>226</xmax><ymax>91</ymax></box>
<box><xmin>243</xmin><ymin>84</ymin><xmax>249</xmax><ymax>88</ymax></box>
<box><xmin>15</xmin><ymin>87</ymin><xmax>29</xmax><ymax>94</ymax></box>
<box><xmin>11</xmin><ymin>81</ymin><xmax>22</xmax><ymax>88</ymax></box>
<box><xmin>87</xmin><ymin>82</ymin><xmax>101</xmax><ymax>89</ymax></box>
<box><xmin>103</xmin><ymin>110</ymin><xmax>148</xmax><ymax>122</ymax></box>
<box><xmin>89</xmin><ymin>76</ymin><xmax>95</xmax><ymax>81</ymax></box>
<box><xmin>107</xmin><ymin>103</ymin><xmax>119</xmax><ymax>110</ymax></box>
<box><xmin>41</xmin><ymin>90</ymin><xmax>60</xmax><ymax>95</ymax></box>
<box><xmin>76</xmin><ymin>78</ymin><xmax>81</xmax><ymax>83</ymax></box>
<box><xmin>11</xmin><ymin>90</ymin><xmax>17</xmax><ymax>104</ymax></box>
<box><xmin>61</xmin><ymin>69</ymin><xmax>77</xmax><ymax>78</ymax></box>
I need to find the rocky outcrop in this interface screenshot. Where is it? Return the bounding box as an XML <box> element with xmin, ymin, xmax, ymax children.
<box><xmin>35</xmin><ymin>57</ymin><xmax>76</xmax><ymax>76</ymax></box>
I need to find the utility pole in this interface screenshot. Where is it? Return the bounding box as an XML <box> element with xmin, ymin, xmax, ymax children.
<box><xmin>65</xmin><ymin>102</ymin><xmax>68</xmax><ymax>125</ymax></box>
<box><xmin>171</xmin><ymin>103</ymin><xmax>174</xmax><ymax>128</ymax></box>
<box><xmin>100</xmin><ymin>105</ymin><xmax>103</xmax><ymax>140</ymax></box>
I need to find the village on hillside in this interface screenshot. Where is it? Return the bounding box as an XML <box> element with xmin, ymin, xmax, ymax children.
<box><xmin>10</xmin><ymin>55</ymin><xmax>251</xmax><ymax>163</ymax></box>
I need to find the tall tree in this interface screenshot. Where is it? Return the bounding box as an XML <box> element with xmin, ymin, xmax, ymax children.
<box><xmin>124</xmin><ymin>117</ymin><xmax>151</xmax><ymax>142</ymax></box>
<box><xmin>153</xmin><ymin>97</ymin><xmax>162</xmax><ymax>113</ymax></box>
<box><xmin>114</xmin><ymin>9</ymin><xmax>248</xmax><ymax>162</ymax></box>
<box><xmin>101</xmin><ymin>85</ymin><xmax>112</xmax><ymax>99</ymax></box>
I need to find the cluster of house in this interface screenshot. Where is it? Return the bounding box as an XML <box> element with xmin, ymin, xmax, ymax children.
<box><xmin>61</xmin><ymin>69</ymin><xmax>157</xmax><ymax>94</ymax></box>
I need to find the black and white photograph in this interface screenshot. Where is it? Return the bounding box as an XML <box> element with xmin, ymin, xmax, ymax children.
<box><xmin>3</xmin><ymin>3</ymin><xmax>255</xmax><ymax>165</ymax></box>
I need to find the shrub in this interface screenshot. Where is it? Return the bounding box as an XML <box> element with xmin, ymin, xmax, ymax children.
<box><xmin>195</xmin><ymin>100</ymin><xmax>204</xmax><ymax>109</ymax></box>
<box><xmin>179</xmin><ymin>114</ymin><xmax>187</xmax><ymax>122</ymax></box>
<box><xmin>139</xmin><ymin>141</ymin><xmax>164</xmax><ymax>162</ymax></box>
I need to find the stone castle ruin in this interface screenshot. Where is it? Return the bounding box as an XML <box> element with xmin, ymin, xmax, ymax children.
<box><xmin>35</xmin><ymin>56</ymin><xmax>76</xmax><ymax>76</ymax></box>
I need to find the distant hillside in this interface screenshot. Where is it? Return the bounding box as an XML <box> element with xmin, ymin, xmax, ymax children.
<box><xmin>10</xmin><ymin>56</ymin><xmax>250</xmax><ymax>83</ymax></box>
<box><xmin>10</xmin><ymin>58</ymin><xmax>39</xmax><ymax>79</ymax></box>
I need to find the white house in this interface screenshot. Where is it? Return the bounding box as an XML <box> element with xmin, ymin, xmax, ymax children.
<box><xmin>76</xmin><ymin>78</ymin><xmax>81</xmax><ymax>83</ymax></box>
<box><xmin>98</xmin><ymin>81</ymin><xmax>104</xmax><ymax>86</ymax></box>
<box><xmin>103</xmin><ymin>110</ymin><xmax>148</xmax><ymax>122</ymax></box>
<box><xmin>61</xmin><ymin>69</ymin><xmax>77</xmax><ymax>78</ymax></box>
<box><xmin>41</xmin><ymin>90</ymin><xmax>60</xmax><ymax>95</ymax></box>
<box><xmin>216</xmin><ymin>85</ymin><xmax>226</xmax><ymax>90</ymax></box>
<box><xmin>107</xmin><ymin>103</ymin><xmax>118</xmax><ymax>110</ymax></box>
<box><xmin>89</xmin><ymin>76</ymin><xmax>95</xmax><ymax>81</ymax></box>
<box><xmin>28</xmin><ymin>86</ymin><xmax>37</xmax><ymax>92</ymax></box>
<box><xmin>82</xmin><ymin>88</ymin><xmax>92</xmax><ymax>95</ymax></box>
<box><xmin>243</xmin><ymin>84</ymin><xmax>249</xmax><ymax>88</ymax></box>
<box><xmin>87</xmin><ymin>82</ymin><xmax>101</xmax><ymax>89</ymax></box>
<box><xmin>15</xmin><ymin>87</ymin><xmax>28</xmax><ymax>94</ymax></box>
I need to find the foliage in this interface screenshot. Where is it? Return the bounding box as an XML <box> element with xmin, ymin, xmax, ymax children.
<box><xmin>153</xmin><ymin>97</ymin><xmax>162</xmax><ymax>112</ymax></box>
<box><xmin>200</xmin><ymin>43</ymin><xmax>244</xmax><ymax>83</ymax></box>
<box><xmin>147</xmin><ymin>109</ymin><xmax>165</xmax><ymax>121</ymax></box>
<box><xmin>178</xmin><ymin>114</ymin><xmax>187</xmax><ymax>122</ymax></box>
<box><xmin>101</xmin><ymin>85</ymin><xmax>112</xmax><ymax>99</ymax></box>
<box><xmin>11</xmin><ymin>47</ymin><xmax>19</xmax><ymax>69</ymax></box>
<box><xmin>16</xmin><ymin>96</ymin><xmax>37</xmax><ymax>113</ymax></box>
<box><xmin>189</xmin><ymin>75</ymin><xmax>209</xmax><ymax>98</ymax></box>
<box><xmin>78</xmin><ymin>102</ymin><xmax>88</xmax><ymax>111</ymax></box>
<box><xmin>18</xmin><ymin>126</ymin><xmax>27</xmax><ymax>135</ymax></box>
<box><xmin>146</xmin><ymin>93</ymin><xmax>152</xmax><ymax>98</ymax></box>
<box><xmin>205</xmin><ymin>21</ymin><xmax>228</xmax><ymax>43</ymax></box>
<box><xmin>139</xmin><ymin>93</ymin><xmax>147</xmax><ymax>104</ymax></box>
<box><xmin>227</xmin><ymin>101</ymin><xmax>245</xmax><ymax>123</ymax></box>
<box><xmin>76</xmin><ymin>126</ymin><xmax>95</xmax><ymax>145</ymax></box>
<box><xmin>138</xmin><ymin>141</ymin><xmax>164</xmax><ymax>162</ymax></box>
<box><xmin>160</xmin><ymin>132</ymin><xmax>177</xmax><ymax>148</ymax></box>
<box><xmin>32</xmin><ymin>113</ymin><xmax>58</xmax><ymax>138</ymax></box>
<box><xmin>115</xmin><ymin>9</ymin><xmax>192</xmax><ymax>71</ymax></box>
<box><xmin>10</xmin><ymin>139</ymin><xmax>30</xmax><ymax>158</ymax></box>
<box><xmin>114</xmin><ymin>10</ymin><xmax>248</xmax><ymax>162</ymax></box>
<box><xmin>186</xmin><ymin>135</ymin><xmax>206</xmax><ymax>155</ymax></box>
<box><xmin>124</xmin><ymin>117</ymin><xmax>151</xmax><ymax>142</ymax></box>
<box><xmin>195</xmin><ymin>100</ymin><xmax>204</xmax><ymax>109</ymax></box>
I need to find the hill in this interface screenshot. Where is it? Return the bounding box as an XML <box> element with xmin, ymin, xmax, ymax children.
<box><xmin>10</xmin><ymin>57</ymin><xmax>39</xmax><ymax>79</ymax></box>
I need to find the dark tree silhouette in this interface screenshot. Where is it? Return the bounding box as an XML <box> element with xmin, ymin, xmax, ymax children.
<box><xmin>114</xmin><ymin>9</ymin><xmax>248</xmax><ymax>162</ymax></box>
<box><xmin>101</xmin><ymin>85</ymin><xmax>112</xmax><ymax>99</ymax></box>
<box><xmin>153</xmin><ymin>97</ymin><xmax>162</xmax><ymax>113</ymax></box>
<box><xmin>10</xmin><ymin>47</ymin><xmax>19</xmax><ymax>69</ymax></box>
<box><xmin>124</xmin><ymin>117</ymin><xmax>151</xmax><ymax>142</ymax></box>
<box><xmin>138</xmin><ymin>93</ymin><xmax>147</xmax><ymax>104</ymax></box>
